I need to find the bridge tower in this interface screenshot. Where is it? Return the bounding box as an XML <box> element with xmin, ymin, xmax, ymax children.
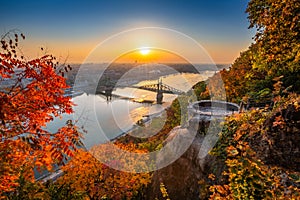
<box><xmin>96</xmin><ymin>76</ymin><xmax>114</xmax><ymax>101</ymax></box>
<box><xmin>156</xmin><ymin>78</ymin><xmax>163</xmax><ymax>104</ymax></box>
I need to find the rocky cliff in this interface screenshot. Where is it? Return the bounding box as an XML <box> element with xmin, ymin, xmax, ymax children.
<box><xmin>147</xmin><ymin>119</ymin><xmax>225</xmax><ymax>200</ymax></box>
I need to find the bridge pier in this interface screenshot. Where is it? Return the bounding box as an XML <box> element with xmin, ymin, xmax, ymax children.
<box><xmin>156</xmin><ymin>91</ymin><xmax>163</xmax><ymax>104</ymax></box>
<box><xmin>156</xmin><ymin>80</ymin><xmax>163</xmax><ymax>104</ymax></box>
<box><xmin>105</xmin><ymin>88</ymin><xmax>112</xmax><ymax>101</ymax></box>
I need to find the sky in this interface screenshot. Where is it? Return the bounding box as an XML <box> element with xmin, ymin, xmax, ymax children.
<box><xmin>1</xmin><ymin>0</ymin><xmax>254</xmax><ymax>64</ymax></box>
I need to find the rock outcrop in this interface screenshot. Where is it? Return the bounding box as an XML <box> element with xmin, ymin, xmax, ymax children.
<box><xmin>250</xmin><ymin>102</ymin><xmax>300</xmax><ymax>171</ymax></box>
<box><xmin>147</xmin><ymin>120</ymin><xmax>224</xmax><ymax>200</ymax></box>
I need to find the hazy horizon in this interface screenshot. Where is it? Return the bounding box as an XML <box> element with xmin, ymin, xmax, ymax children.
<box><xmin>1</xmin><ymin>0</ymin><xmax>253</xmax><ymax>64</ymax></box>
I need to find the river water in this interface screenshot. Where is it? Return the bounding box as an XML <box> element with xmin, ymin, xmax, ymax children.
<box><xmin>45</xmin><ymin>72</ymin><xmax>214</xmax><ymax>149</ymax></box>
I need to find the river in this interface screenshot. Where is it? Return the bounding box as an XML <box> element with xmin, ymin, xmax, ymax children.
<box><xmin>35</xmin><ymin>71</ymin><xmax>215</xmax><ymax>180</ymax></box>
<box><xmin>45</xmin><ymin>72</ymin><xmax>214</xmax><ymax>150</ymax></box>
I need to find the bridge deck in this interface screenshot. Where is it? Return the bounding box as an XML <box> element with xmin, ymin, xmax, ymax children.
<box><xmin>130</xmin><ymin>82</ymin><xmax>185</xmax><ymax>95</ymax></box>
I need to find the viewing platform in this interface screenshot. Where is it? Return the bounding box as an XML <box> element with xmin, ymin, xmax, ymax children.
<box><xmin>188</xmin><ymin>100</ymin><xmax>239</xmax><ymax>121</ymax></box>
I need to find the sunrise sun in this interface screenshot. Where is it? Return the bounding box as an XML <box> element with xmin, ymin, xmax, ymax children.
<box><xmin>139</xmin><ymin>48</ymin><xmax>150</xmax><ymax>55</ymax></box>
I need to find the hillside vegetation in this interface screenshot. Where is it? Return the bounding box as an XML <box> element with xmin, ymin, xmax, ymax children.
<box><xmin>0</xmin><ymin>0</ymin><xmax>299</xmax><ymax>199</ymax></box>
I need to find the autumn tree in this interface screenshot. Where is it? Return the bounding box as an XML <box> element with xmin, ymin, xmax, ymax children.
<box><xmin>202</xmin><ymin>0</ymin><xmax>299</xmax><ymax>104</ymax></box>
<box><xmin>246</xmin><ymin>0</ymin><xmax>300</xmax><ymax>92</ymax></box>
<box><xmin>207</xmin><ymin>1</ymin><xmax>300</xmax><ymax>198</ymax></box>
<box><xmin>219</xmin><ymin>43</ymin><xmax>269</xmax><ymax>103</ymax></box>
<box><xmin>0</xmin><ymin>31</ymin><xmax>82</xmax><ymax>196</ymax></box>
<box><xmin>58</xmin><ymin>143</ymin><xmax>151</xmax><ymax>200</ymax></box>
<box><xmin>209</xmin><ymin>94</ymin><xmax>300</xmax><ymax>199</ymax></box>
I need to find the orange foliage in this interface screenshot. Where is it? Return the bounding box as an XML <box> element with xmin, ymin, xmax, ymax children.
<box><xmin>209</xmin><ymin>95</ymin><xmax>300</xmax><ymax>199</ymax></box>
<box><xmin>0</xmin><ymin>32</ymin><xmax>82</xmax><ymax>195</ymax></box>
<box><xmin>59</xmin><ymin>144</ymin><xmax>151</xmax><ymax>200</ymax></box>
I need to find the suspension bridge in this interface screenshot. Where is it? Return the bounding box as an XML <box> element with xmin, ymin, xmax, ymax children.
<box><xmin>130</xmin><ymin>79</ymin><xmax>185</xmax><ymax>104</ymax></box>
<box><xmin>96</xmin><ymin>78</ymin><xmax>186</xmax><ymax>104</ymax></box>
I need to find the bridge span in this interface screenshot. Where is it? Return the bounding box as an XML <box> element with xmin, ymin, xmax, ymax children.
<box><xmin>129</xmin><ymin>79</ymin><xmax>185</xmax><ymax>104</ymax></box>
<box><xmin>95</xmin><ymin>78</ymin><xmax>185</xmax><ymax>104</ymax></box>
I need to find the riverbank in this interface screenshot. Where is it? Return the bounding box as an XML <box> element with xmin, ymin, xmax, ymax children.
<box><xmin>110</xmin><ymin>102</ymin><xmax>170</xmax><ymax>143</ymax></box>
